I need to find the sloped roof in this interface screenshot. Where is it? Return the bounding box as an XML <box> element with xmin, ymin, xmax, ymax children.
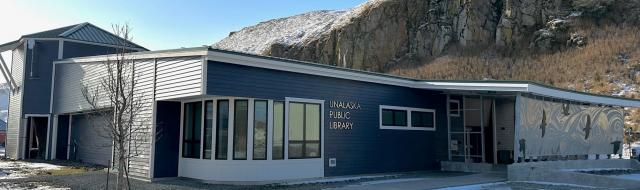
<box><xmin>0</xmin><ymin>22</ymin><xmax>147</xmax><ymax>51</ymax></box>
<box><xmin>56</xmin><ymin>46</ymin><xmax>640</xmax><ymax>107</ymax></box>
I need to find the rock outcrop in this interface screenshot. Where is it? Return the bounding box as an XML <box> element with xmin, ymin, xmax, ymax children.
<box><xmin>212</xmin><ymin>0</ymin><xmax>601</xmax><ymax>71</ymax></box>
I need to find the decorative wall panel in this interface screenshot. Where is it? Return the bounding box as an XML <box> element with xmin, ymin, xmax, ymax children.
<box><xmin>517</xmin><ymin>96</ymin><xmax>624</xmax><ymax>158</ymax></box>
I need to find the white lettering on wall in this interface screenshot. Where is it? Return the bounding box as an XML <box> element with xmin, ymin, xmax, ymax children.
<box><xmin>329</xmin><ymin>100</ymin><xmax>360</xmax><ymax>130</ymax></box>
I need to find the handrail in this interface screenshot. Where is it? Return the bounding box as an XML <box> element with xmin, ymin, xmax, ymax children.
<box><xmin>0</xmin><ymin>54</ymin><xmax>18</xmax><ymax>92</ymax></box>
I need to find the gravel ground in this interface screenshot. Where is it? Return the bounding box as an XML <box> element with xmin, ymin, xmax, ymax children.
<box><xmin>0</xmin><ymin>171</ymin><xmax>472</xmax><ymax>190</ymax></box>
<box><xmin>439</xmin><ymin>181</ymin><xmax>617</xmax><ymax>190</ymax></box>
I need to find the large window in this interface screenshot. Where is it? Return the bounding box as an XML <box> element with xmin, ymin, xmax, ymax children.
<box><xmin>272</xmin><ymin>101</ymin><xmax>284</xmax><ymax>160</ymax></box>
<box><xmin>181</xmin><ymin>98</ymin><xmax>324</xmax><ymax>161</ymax></box>
<box><xmin>289</xmin><ymin>102</ymin><xmax>321</xmax><ymax>159</ymax></box>
<box><xmin>182</xmin><ymin>102</ymin><xmax>202</xmax><ymax>158</ymax></box>
<box><xmin>216</xmin><ymin>100</ymin><xmax>229</xmax><ymax>160</ymax></box>
<box><xmin>203</xmin><ymin>101</ymin><xmax>214</xmax><ymax>159</ymax></box>
<box><xmin>233</xmin><ymin>100</ymin><xmax>248</xmax><ymax>160</ymax></box>
<box><xmin>253</xmin><ymin>100</ymin><xmax>268</xmax><ymax>160</ymax></box>
<box><xmin>380</xmin><ymin>105</ymin><xmax>436</xmax><ymax>131</ymax></box>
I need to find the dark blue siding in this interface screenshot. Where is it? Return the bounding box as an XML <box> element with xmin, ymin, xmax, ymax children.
<box><xmin>62</xmin><ymin>41</ymin><xmax>120</xmax><ymax>59</ymax></box>
<box><xmin>207</xmin><ymin>61</ymin><xmax>449</xmax><ymax>176</ymax></box>
<box><xmin>22</xmin><ymin>40</ymin><xmax>58</xmax><ymax>114</ymax></box>
<box><xmin>153</xmin><ymin>101</ymin><xmax>181</xmax><ymax>178</ymax></box>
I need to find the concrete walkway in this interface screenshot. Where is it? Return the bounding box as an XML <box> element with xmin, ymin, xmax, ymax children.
<box><xmin>327</xmin><ymin>173</ymin><xmax>506</xmax><ymax>190</ymax></box>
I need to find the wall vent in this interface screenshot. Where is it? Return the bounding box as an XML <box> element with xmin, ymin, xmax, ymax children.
<box><xmin>329</xmin><ymin>158</ymin><xmax>337</xmax><ymax>167</ymax></box>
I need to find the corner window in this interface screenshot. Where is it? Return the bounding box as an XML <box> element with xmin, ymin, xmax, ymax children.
<box><xmin>272</xmin><ymin>101</ymin><xmax>285</xmax><ymax>160</ymax></box>
<box><xmin>288</xmin><ymin>102</ymin><xmax>321</xmax><ymax>159</ymax></box>
<box><xmin>233</xmin><ymin>100</ymin><xmax>248</xmax><ymax>160</ymax></box>
<box><xmin>449</xmin><ymin>100</ymin><xmax>460</xmax><ymax>117</ymax></box>
<box><xmin>380</xmin><ymin>105</ymin><xmax>436</xmax><ymax>131</ymax></box>
<box><xmin>215</xmin><ymin>100</ymin><xmax>229</xmax><ymax>160</ymax></box>
<box><xmin>203</xmin><ymin>100</ymin><xmax>213</xmax><ymax>159</ymax></box>
<box><xmin>182</xmin><ymin>102</ymin><xmax>202</xmax><ymax>158</ymax></box>
<box><xmin>253</xmin><ymin>100</ymin><xmax>268</xmax><ymax>160</ymax></box>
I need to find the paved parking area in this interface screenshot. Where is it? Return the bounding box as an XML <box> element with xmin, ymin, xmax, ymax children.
<box><xmin>0</xmin><ymin>170</ymin><xmax>506</xmax><ymax>190</ymax></box>
<box><xmin>327</xmin><ymin>173</ymin><xmax>506</xmax><ymax>190</ymax></box>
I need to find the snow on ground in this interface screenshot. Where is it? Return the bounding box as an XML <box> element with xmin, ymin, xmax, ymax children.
<box><xmin>0</xmin><ymin>182</ymin><xmax>68</xmax><ymax>190</ymax></box>
<box><xmin>0</xmin><ymin>160</ymin><xmax>63</xmax><ymax>179</ymax></box>
<box><xmin>282</xmin><ymin>174</ymin><xmax>397</xmax><ymax>185</ymax></box>
<box><xmin>434</xmin><ymin>182</ymin><xmax>508</xmax><ymax>190</ymax></box>
<box><xmin>435</xmin><ymin>181</ymin><xmax>601</xmax><ymax>190</ymax></box>
<box><xmin>623</xmin><ymin>141</ymin><xmax>640</xmax><ymax>159</ymax></box>
<box><xmin>611</xmin><ymin>173</ymin><xmax>640</xmax><ymax>181</ymax></box>
<box><xmin>562</xmin><ymin>168</ymin><xmax>634</xmax><ymax>172</ymax></box>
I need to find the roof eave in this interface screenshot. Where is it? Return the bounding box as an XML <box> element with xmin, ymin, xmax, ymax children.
<box><xmin>0</xmin><ymin>40</ymin><xmax>22</xmax><ymax>52</ymax></box>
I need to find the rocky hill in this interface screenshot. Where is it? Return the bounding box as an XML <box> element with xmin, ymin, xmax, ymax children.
<box><xmin>215</xmin><ymin>0</ymin><xmax>639</xmax><ymax>90</ymax></box>
<box><xmin>213</xmin><ymin>0</ymin><xmax>640</xmax><ymax>128</ymax></box>
<box><xmin>215</xmin><ymin>0</ymin><xmax>634</xmax><ymax>70</ymax></box>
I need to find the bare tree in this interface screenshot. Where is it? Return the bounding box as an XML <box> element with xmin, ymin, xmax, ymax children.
<box><xmin>81</xmin><ymin>24</ymin><xmax>148</xmax><ymax>190</ymax></box>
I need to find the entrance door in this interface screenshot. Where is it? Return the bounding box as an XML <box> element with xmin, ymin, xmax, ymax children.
<box><xmin>24</xmin><ymin>116</ymin><xmax>48</xmax><ymax>159</ymax></box>
<box><xmin>449</xmin><ymin>96</ymin><xmax>493</xmax><ymax>163</ymax></box>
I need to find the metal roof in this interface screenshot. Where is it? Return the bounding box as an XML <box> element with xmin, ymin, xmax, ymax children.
<box><xmin>54</xmin><ymin>46</ymin><xmax>640</xmax><ymax>108</ymax></box>
<box><xmin>0</xmin><ymin>22</ymin><xmax>147</xmax><ymax>52</ymax></box>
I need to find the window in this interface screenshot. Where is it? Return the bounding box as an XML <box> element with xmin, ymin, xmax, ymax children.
<box><xmin>381</xmin><ymin>109</ymin><xmax>407</xmax><ymax>126</ymax></box>
<box><xmin>203</xmin><ymin>100</ymin><xmax>214</xmax><ymax>159</ymax></box>
<box><xmin>182</xmin><ymin>102</ymin><xmax>202</xmax><ymax>158</ymax></box>
<box><xmin>289</xmin><ymin>102</ymin><xmax>321</xmax><ymax>159</ymax></box>
<box><xmin>233</xmin><ymin>100</ymin><xmax>248</xmax><ymax>160</ymax></box>
<box><xmin>380</xmin><ymin>105</ymin><xmax>436</xmax><ymax>131</ymax></box>
<box><xmin>411</xmin><ymin>111</ymin><xmax>435</xmax><ymax>128</ymax></box>
<box><xmin>253</xmin><ymin>100</ymin><xmax>268</xmax><ymax>160</ymax></box>
<box><xmin>272</xmin><ymin>101</ymin><xmax>285</xmax><ymax>160</ymax></box>
<box><xmin>215</xmin><ymin>100</ymin><xmax>229</xmax><ymax>160</ymax></box>
<box><xmin>449</xmin><ymin>100</ymin><xmax>460</xmax><ymax>117</ymax></box>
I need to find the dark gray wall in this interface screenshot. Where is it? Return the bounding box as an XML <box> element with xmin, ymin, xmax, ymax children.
<box><xmin>207</xmin><ymin>61</ymin><xmax>449</xmax><ymax>176</ymax></box>
<box><xmin>22</xmin><ymin>40</ymin><xmax>58</xmax><ymax>114</ymax></box>
<box><xmin>153</xmin><ymin>101</ymin><xmax>181</xmax><ymax>178</ymax></box>
<box><xmin>56</xmin><ymin>115</ymin><xmax>69</xmax><ymax>160</ymax></box>
<box><xmin>70</xmin><ymin>113</ymin><xmax>113</xmax><ymax>166</ymax></box>
<box><xmin>62</xmin><ymin>41</ymin><xmax>119</xmax><ymax>59</ymax></box>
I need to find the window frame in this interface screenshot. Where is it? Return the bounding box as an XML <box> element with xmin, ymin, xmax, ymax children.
<box><xmin>253</xmin><ymin>99</ymin><xmax>269</xmax><ymax>160</ymax></box>
<box><xmin>232</xmin><ymin>99</ymin><xmax>249</xmax><ymax>160</ymax></box>
<box><xmin>379</xmin><ymin>105</ymin><xmax>436</xmax><ymax>131</ymax></box>
<box><xmin>285</xmin><ymin>97</ymin><xmax>324</xmax><ymax>160</ymax></box>
<box><xmin>181</xmin><ymin>101</ymin><xmax>203</xmax><ymax>158</ymax></box>
<box><xmin>272</xmin><ymin>101</ymin><xmax>285</xmax><ymax>160</ymax></box>
<box><xmin>449</xmin><ymin>99</ymin><xmax>460</xmax><ymax>117</ymax></box>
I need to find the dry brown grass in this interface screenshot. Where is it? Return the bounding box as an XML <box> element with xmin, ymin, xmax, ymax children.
<box><xmin>389</xmin><ymin>21</ymin><xmax>640</xmax><ymax>134</ymax></box>
<box><xmin>389</xmin><ymin>23</ymin><xmax>640</xmax><ymax>95</ymax></box>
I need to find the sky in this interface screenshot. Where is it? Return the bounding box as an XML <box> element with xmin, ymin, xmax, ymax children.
<box><xmin>0</xmin><ymin>0</ymin><xmax>366</xmax><ymax>83</ymax></box>
<box><xmin>0</xmin><ymin>0</ymin><xmax>367</xmax><ymax>50</ymax></box>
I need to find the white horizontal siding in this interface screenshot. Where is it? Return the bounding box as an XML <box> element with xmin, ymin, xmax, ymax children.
<box><xmin>155</xmin><ymin>57</ymin><xmax>202</xmax><ymax>100</ymax></box>
<box><xmin>52</xmin><ymin>56</ymin><xmax>203</xmax><ymax>179</ymax></box>
<box><xmin>6</xmin><ymin>44</ymin><xmax>25</xmax><ymax>159</ymax></box>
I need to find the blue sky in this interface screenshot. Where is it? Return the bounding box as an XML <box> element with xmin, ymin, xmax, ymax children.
<box><xmin>0</xmin><ymin>0</ymin><xmax>366</xmax><ymax>50</ymax></box>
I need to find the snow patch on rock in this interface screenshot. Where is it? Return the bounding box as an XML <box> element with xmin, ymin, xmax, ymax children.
<box><xmin>212</xmin><ymin>10</ymin><xmax>347</xmax><ymax>54</ymax></box>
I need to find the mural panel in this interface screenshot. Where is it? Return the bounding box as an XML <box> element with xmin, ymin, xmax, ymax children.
<box><xmin>517</xmin><ymin>96</ymin><xmax>623</xmax><ymax>158</ymax></box>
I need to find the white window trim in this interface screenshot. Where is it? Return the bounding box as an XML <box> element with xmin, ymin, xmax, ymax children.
<box><xmin>449</xmin><ymin>99</ymin><xmax>460</xmax><ymax>117</ymax></box>
<box><xmin>379</xmin><ymin>105</ymin><xmax>436</xmax><ymax>131</ymax></box>
<box><xmin>284</xmin><ymin>97</ymin><xmax>325</xmax><ymax>160</ymax></box>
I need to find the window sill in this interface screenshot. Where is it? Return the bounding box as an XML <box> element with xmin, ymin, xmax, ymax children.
<box><xmin>380</xmin><ymin>126</ymin><xmax>435</xmax><ymax>131</ymax></box>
